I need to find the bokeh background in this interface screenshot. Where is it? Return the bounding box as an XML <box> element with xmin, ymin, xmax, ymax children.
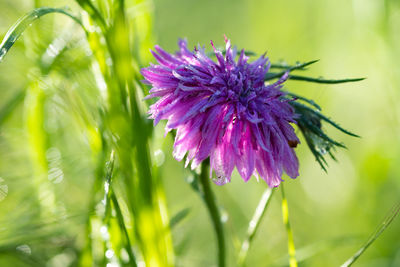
<box><xmin>1</xmin><ymin>0</ymin><xmax>400</xmax><ymax>266</ymax></box>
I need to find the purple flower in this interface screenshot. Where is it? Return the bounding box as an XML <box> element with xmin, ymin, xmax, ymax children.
<box><xmin>141</xmin><ymin>37</ymin><xmax>300</xmax><ymax>187</ymax></box>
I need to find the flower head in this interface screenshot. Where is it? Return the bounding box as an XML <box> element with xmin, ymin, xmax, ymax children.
<box><xmin>141</xmin><ymin>37</ymin><xmax>300</xmax><ymax>187</ymax></box>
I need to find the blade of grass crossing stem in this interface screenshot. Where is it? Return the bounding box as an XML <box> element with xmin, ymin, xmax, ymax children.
<box><xmin>341</xmin><ymin>202</ymin><xmax>400</xmax><ymax>267</ymax></box>
<box><xmin>238</xmin><ymin>187</ymin><xmax>274</xmax><ymax>266</ymax></box>
<box><xmin>281</xmin><ymin>184</ymin><xmax>298</xmax><ymax>267</ymax></box>
<box><xmin>0</xmin><ymin>7</ymin><xmax>83</xmax><ymax>62</ymax></box>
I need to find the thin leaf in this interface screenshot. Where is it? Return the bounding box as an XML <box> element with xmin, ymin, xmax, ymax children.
<box><xmin>299</xmin><ymin>126</ymin><xmax>329</xmax><ymax>172</ymax></box>
<box><xmin>0</xmin><ymin>7</ymin><xmax>83</xmax><ymax>62</ymax></box>
<box><xmin>288</xmin><ymin>75</ymin><xmax>365</xmax><ymax>84</ymax></box>
<box><xmin>285</xmin><ymin>92</ymin><xmax>321</xmax><ymax>110</ymax></box>
<box><xmin>341</xmin><ymin>202</ymin><xmax>400</xmax><ymax>267</ymax></box>
<box><xmin>273</xmin><ymin>236</ymin><xmax>359</xmax><ymax>266</ymax></box>
<box><xmin>299</xmin><ymin>118</ymin><xmax>346</xmax><ymax>148</ymax></box>
<box><xmin>264</xmin><ymin>60</ymin><xmax>319</xmax><ymax>81</ymax></box>
<box><xmin>270</xmin><ymin>61</ymin><xmax>316</xmax><ymax>70</ymax></box>
<box><xmin>170</xmin><ymin>208</ymin><xmax>191</xmax><ymax>229</ymax></box>
<box><xmin>0</xmin><ymin>89</ymin><xmax>26</xmax><ymax>127</ymax></box>
<box><xmin>111</xmin><ymin>193</ymin><xmax>138</xmax><ymax>267</ymax></box>
<box><xmin>75</xmin><ymin>0</ymin><xmax>107</xmax><ymax>32</ymax></box>
<box><xmin>291</xmin><ymin>101</ymin><xmax>360</xmax><ymax>137</ymax></box>
<box><xmin>238</xmin><ymin>187</ymin><xmax>274</xmax><ymax>266</ymax></box>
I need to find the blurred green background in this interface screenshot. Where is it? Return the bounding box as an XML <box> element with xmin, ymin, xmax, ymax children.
<box><xmin>1</xmin><ymin>0</ymin><xmax>400</xmax><ymax>266</ymax></box>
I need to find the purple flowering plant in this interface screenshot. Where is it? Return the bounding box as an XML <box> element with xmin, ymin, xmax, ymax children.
<box><xmin>142</xmin><ymin>36</ymin><xmax>360</xmax><ymax>187</ymax></box>
<box><xmin>141</xmin><ymin>37</ymin><xmax>366</xmax><ymax>267</ymax></box>
<box><xmin>1</xmin><ymin>2</ymin><xmax>399</xmax><ymax>267</ymax></box>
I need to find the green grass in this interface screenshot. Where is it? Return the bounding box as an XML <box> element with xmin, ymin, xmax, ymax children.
<box><xmin>0</xmin><ymin>0</ymin><xmax>399</xmax><ymax>266</ymax></box>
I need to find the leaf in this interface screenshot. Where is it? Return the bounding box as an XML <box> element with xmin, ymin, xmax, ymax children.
<box><xmin>170</xmin><ymin>208</ymin><xmax>191</xmax><ymax>229</ymax></box>
<box><xmin>0</xmin><ymin>7</ymin><xmax>82</xmax><ymax>62</ymax></box>
<box><xmin>285</xmin><ymin>92</ymin><xmax>321</xmax><ymax>110</ymax></box>
<box><xmin>264</xmin><ymin>60</ymin><xmax>319</xmax><ymax>81</ymax></box>
<box><xmin>270</xmin><ymin>61</ymin><xmax>315</xmax><ymax>70</ymax></box>
<box><xmin>291</xmin><ymin>101</ymin><xmax>360</xmax><ymax>137</ymax></box>
<box><xmin>0</xmin><ymin>89</ymin><xmax>26</xmax><ymax>127</ymax></box>
<box><xmin>238</xmin><ymin>187</ymin><xmax>274</xmax><ymax>266</ymax></box>
<box><xmin>341</xmin><ymin>202</ymin><xmax>400</xmax><ymax>267</ymax></box>
<box><xmin>288</xmin><ymin>75</ymin><xmax>365</xmax><ymax>84</ymax></box>
<box><xmin>289</xmin><ymin>97</ymin><xmax>358</xmax><ymax>171</ymax></box>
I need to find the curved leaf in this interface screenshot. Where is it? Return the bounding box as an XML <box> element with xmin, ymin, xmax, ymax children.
<box><xmin>0</xmin><ymin>7</ymin><xmax>83</xmax><ymax>62</ymax></box>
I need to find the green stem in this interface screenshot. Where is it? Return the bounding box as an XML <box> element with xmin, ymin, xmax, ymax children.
<box><xmin>198</xmin><ymin>160</ymin><xmax>226</xmax><ymax>267</ymax></box>
<box><xmin>238</xmin><ymin>187</ymin><xmax>274</xmax><ymax>266</ymax></box>
<box><xmin>111</xmin><ymin>192</ymin><xmax>138</xmax><ymax>267</ymax></box>
<box><xmin>281</xmin><ymin>184</ymin><xmax>298</xmax><ymax>267</ymax></box>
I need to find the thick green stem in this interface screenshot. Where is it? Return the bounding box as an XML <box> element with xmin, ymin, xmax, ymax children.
<box><xmin>198</xmin><ymin>160</ymin><xmax>226</xmax><ymax>267</ymax></box>
<box><xmin>281</xmin><ymin>184</ymin><xmax>298</xmax><ymax>267</ymax></box>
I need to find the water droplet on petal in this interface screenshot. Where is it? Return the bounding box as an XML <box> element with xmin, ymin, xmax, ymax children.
<box><xmin>212</xmin><ymin>174</ymin><xmax>229</xmax><ymax>185</ymax></box>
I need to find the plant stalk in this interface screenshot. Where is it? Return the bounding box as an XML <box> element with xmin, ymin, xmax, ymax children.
<box><xmin>281</xmin><ymin>184</ymin><xmax>298</xmax><ymax>267</ymax></box>
<box><xmin>198</xmin><ymin>160</ymin><xmax>226</xmax><ymax>267</ymax></box>
<box><xmin>238</xmin><ymin>187</ymin><xmax>274</xmax><ymax>266</ymax></box>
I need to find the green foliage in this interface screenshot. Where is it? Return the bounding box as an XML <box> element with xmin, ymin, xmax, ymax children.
<box><xmin>0</xmin><ymin>1</ymin><xmax>399</xmax><ymax>267</ymax></box>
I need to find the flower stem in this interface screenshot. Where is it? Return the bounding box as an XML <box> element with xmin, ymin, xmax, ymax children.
<box><xmin>198</xmin><ymin>160</ymin><xmax>226</xmax><ymax>267</ymax></box>
<box><xmin>281</xmin><ymin>184</ymin><xmax>298</xmax><ymax>267</ymax></box>
<box><xmin>238</xmin><ymin>187</ymin><xmax>274</xmax><ymax>266</ymax></box>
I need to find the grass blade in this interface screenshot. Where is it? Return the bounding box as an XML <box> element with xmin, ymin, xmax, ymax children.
<box><xmin>111</xmin><ymin>192</ymin><xmax>138</xmax><ymax>267</ymax></box>
<box><xmin>0</xmin><ymin>89</ymin><xmax>26</xmax><ymax>127</ymax></box>
<box><xmin>341</xmin><ymin>202</ymin><xmax>400</xmax><ymax>267</ymax></box>
<box><xmin>0</xmin><ymin>7</ymin><xmax>82</xmax><ymax>62</ymax></box>
<box><xmin>238</xmin><ymin>187</ymin><xmax>274</xmax><ymax>266</ymax></box>
<box><xmin>170</xmin><ymin>208</ymin><xmax>191</xmax><ymax>229</ymax></box>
